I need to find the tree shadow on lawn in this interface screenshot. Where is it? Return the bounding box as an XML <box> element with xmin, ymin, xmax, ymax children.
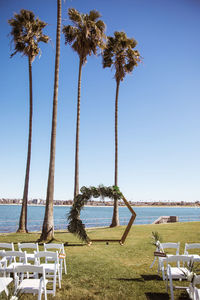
<box><xmin>113</xmin><ymin>274</ymin><xmax>162</xmax><ymax>283</ymax></box>
<box><xmin>141</xmin><ymin>275</ymin><xmax>162</xmax><ymax>281</ymax></box>
<box><xmin>113</xmin><ymin>277</ymin><xmax>144</xmax><ymax>282</ymax></box>
<box><xmin>146</xmin><ymin>292</ymin><xmax>190</xmax><ymax>300</ymax></box>
<box><xmin>145</xmin><ymin>293</ymin><xmax>169</xmax><ymax>300</ymax></box>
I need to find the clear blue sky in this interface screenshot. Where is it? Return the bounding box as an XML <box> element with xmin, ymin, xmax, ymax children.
<box><xmin>0</xmin><ymin>0</ymin><xmax>200</xmax><ymax>202</ymax></box>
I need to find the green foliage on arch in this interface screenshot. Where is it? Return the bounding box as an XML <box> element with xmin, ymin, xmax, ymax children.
<box><xmin>67</xmin><ymin>185</ymin><xmax>123</xmax><ymax>243</ymax></box>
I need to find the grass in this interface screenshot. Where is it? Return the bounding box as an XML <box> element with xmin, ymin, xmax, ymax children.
<box><xmin>1</xmin><ymin>222</ymin><xmax>200</xmax><ymax>299</ymax></box>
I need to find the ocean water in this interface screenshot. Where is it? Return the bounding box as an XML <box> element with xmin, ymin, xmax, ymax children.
<box><xmin>0</xmin><ymin>205</ymin><xmax>200</xmax><ymax>233</ymax></box>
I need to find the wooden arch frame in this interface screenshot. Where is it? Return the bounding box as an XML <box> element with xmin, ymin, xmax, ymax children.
<box><xmin>90</xmin><ymin>196</ymin><xmax>136</xmax><ymax>245</ymax></box>
<box><xmin>67</xmin><ymin>186</ymin><xmax>137</xmax><ymax>245</ymax></box>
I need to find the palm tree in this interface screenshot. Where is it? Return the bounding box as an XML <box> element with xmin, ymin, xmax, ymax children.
<box><xmin>39</xmin><ymin>0</ymin><xmax>62</xmax><ymax>241</ymax></box>
<box><xmin>102</xmin><ymin>31</ymin><xmax>141</xmax><ymax>227</ymax></box>
<box><xmin>8</xmin><ymin>10</ymin><xmax>49</xmax><ymax>233</ymax></box>
<box><xmin>63</xmin><ymin>8</ymin><xmax>106</xmax><ymax>200</ymax></box>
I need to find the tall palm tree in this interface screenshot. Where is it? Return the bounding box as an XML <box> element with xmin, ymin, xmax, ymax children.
<box><xmin>39</xmin><ymin>0</ymin><xmax>62</xmax><ymax>241</ymax></box>
<box><xmin>8</xmin><ymin>10</ymin><xmax>49</xmax><ymax>233</ymax></box>
<box><xmin>63</xmin><ymin>8</ymin><xmax>106</xmax><ymax>200</ymax></box>
<box><xmin>103</xmin><ymin>31</ymin><xmax>141</xmax><ymax>227</ymax></box>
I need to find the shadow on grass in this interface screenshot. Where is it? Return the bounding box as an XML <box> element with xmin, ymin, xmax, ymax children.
<box><xmin>141</xmin><ymin>274</ymin><xmax>162</xmax><ymax>281</ymax></box>
<box><xmin>145</xmin><ymin>292</ymin><xmax>169</xmax><ymax>300</ymax></box>
<box><xmin>177</xmin><ymin>292</ymin><xmax>190</xmax><ymax>299</ymax></box>
<box><xmin>112</xmin><ymin>277</ymin><xmax>144</xmax><ymax>282</ymax></box>
<box><xmin>64</xmin><ymin>242</ymin><xmax>86</xmax><ymax>247</ymax></box>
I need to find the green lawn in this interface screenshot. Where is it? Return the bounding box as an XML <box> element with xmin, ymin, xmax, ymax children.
<box><xmin>1</xmin><ymin>222</ymin><xmax>200</xmax><ymax>299</ymax></box>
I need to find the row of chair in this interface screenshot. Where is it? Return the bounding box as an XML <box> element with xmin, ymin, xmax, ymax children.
<box><xmin>0</xmin><ymin>242</ymin><xmax>67</xmax><ymax>299</ymax></box>
<box><xmin>157</xmin><ymin>241</ymin><xmax>200</xmax><ymax>257</ymax></box>
<box><xmin>0</xmin><ymin>242</ymin><xmax>67</xmax><ymax>276</ymax></box>
<box><xmin>154</xmin><ymin>242</ymin><xmax>200</xmax><ymax>280</ymax></box>
<box><xmin>152</xmin><ymin>241</ymin><xmax>200</xmax><ymax>300</ymax></box>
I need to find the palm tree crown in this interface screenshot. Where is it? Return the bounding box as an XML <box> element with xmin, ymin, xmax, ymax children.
<box><xmin>103</xmin><ymin>31</ymin><xmax>141</xmax><ymax>82</ymax></box>
<box><xmin>8</xmin><ymin>9</ymin><xmax>49</xmax><ymax>62</ymax></box>
<box><xmin>63</xmin><ymin>8</ymin><xmax>106</xmax><ymax>64</ymax></box>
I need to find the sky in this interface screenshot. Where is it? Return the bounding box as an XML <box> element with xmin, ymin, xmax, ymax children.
<box><xmin>0</xmin><ymin>0</ymin><xmax>200</xmax><ymax>202</ymax></box>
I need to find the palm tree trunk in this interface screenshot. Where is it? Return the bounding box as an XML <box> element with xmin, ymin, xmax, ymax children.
<box><xmin>110</xmin><ymin>79</ymin><xmax>120</xmax><ymax>227</ymax></box>
<box><xmin>17</xmin><ymin>55</ymin><xmax>33</xmax><ymax>233</ymax></box>
<box><xmin>40</xmin><ymin>0</ymin><xmax>61</xmax><ymax>241</ymax></box>
<box><xmin>74</xmin><ymin>57</ymin><xmax>83</xmax><ymax>200</ymax></box>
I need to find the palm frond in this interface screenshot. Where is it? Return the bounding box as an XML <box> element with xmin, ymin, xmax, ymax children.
<box><xmin>89</xmin><ymin>10</ymin><xmax>101</xmax><ymax>21</ymax></box>
<box><xmin>63</xmin><ymin>8</ymin><xmax>106</xmax><ymax>64</ymax></box>
<box><xmin>68</xmin><ymin>8</ymin><xmax>82</xmax><ymax>26</ymax></box>
<box><xmin>102</xmin><ymin>31</ymin><xmax>141</xmax><ymax>82</ymax></box>
<box><xmin>8</xmin><ymin>9</ymin><xmax>49</xmax><ymax>60</ymax></box>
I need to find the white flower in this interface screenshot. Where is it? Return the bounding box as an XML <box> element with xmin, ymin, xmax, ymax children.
<box><xmin>156</xmin><ymin>241</ymin><xmax>161</xmax><ymax>250</ymax></box>
<box><xmin>187</xmin><ymin>272</ymin><xmax>196</xmax><ymax>282</ymax></box>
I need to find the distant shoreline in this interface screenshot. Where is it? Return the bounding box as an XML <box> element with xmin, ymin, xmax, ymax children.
<box><xmin>0</xmin><ymin>203</ymin><xmax>199</xmax><ymax>208</ymax></box>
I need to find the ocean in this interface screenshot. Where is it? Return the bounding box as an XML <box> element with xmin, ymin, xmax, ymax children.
<box><xmin>0</xmin><ymin>205</ymin><xmax>200</xmax><ymax>233</ymax></box>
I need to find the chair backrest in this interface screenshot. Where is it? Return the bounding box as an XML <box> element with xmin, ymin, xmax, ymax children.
<box><xmin>167</xmin><ymin>255</ymin><xmax>193</xmax><ymax>268</ymax></box>
<box><xmin>184</xmin><ymin>243</ymin><xmax>200</xmax><ymax>255</ymax></box>
<box><xmin>0</xmin><ymin>243</ymin><xmax>14</xmax><ymax>251</ymax></box>
<box><xmin>3</xmin><ymin>250</ymin><xmax>27</xmax><ymax>263</ymax></box>
<box><xmin>34</xmin><ymin>251</ymin><xmax>59</xmax><ymax>265</ymax></box>
<box><xmin>18</xmin><ymin>242</ymin><xmax>39</xmax><ymax>253</ymax></box>
<box><xmin>14</xmin><ymin>264</ymin><xmax>45</xmax><ymax>275</ymax></box>
<box><xmin>160</xmin><ymin>242</ymin><xmax>180</xmax><ymax>255</ymax></box>
<box><xmin>44</xmin><ymin>243</ymin><xmax>65</xmax><ymax>253</ymax></box>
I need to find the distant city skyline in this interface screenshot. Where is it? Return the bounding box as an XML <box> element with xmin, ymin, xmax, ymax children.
<box><xmin>1</xmin><ymin>0</ymin><xmax>200</xmax><ymax>202</ymax></box>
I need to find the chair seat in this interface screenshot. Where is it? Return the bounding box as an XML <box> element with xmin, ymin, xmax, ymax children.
<box><xmin>18</xmin><ymin>278</ymin><xmax>48</xmax><ymax>291</ymax></box>
<box><xmin>0</xmin><ymin>277</ymin><xmax>13</xmax><ymax>293</ymax></box>
<box><xmin>40</xmin><ymin>263</ymin><xmax>58</xmax><ymax>272</ymax></box>
<box><xmin>170</xmin><ymin>267</ymin><xmax>189</xmax><ymax>278</ymax></box>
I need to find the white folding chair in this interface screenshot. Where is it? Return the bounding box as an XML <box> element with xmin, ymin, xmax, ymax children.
<box><xmin>2</xmin><ymin>250</ymin><xmax>28</xmax><ymax>277</ymax></box>
<box><xmin>157</xmin><ymin>242</ymin><xmax>180</xmax><ymax>280</ymax></box>
<box><xmin>165</xmin><ymin>255</ymin><xmax>193</xmax><ymax>300</ymax></box>
<box><xmin>34</xmin><ymin>251</ymin><xmax>61</xmax><ymax>296</ymax></box>
<box><xmin>44</xmin><ymin>243</ymin><xmax>67</xmax><ymax>278</ymax></box>
<box><xmin>184</xmin><ymin>243</ymin><xmax>200</xmax><ymax>261</ymax></box>
<box><xmin>13</xmin><ymin>264</ymin><xmax>48</xmax><ymax>300</ymax></box>
<box><xmin>18</xmin><ymin>242</ymin><xmax>39</xmax><ymax>262</ymax></box>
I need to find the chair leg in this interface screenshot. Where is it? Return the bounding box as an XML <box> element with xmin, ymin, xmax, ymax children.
<box><xmin>53</xmin><ymin>272</ymin><xmax>57</xmax><ymax>296</ymax></box>
<box><xmin>59</xmin><ymin>261</ymin><xmax>63</xmax><ymax>280</ymax></box>
<box><xmin>64</xmin><ymin>259</ymin><xmax>67</xmax><ymax>274</ymax></box>
<box><xmin>38</xmin><ymin>289</ymin><xmax>42</xmax><ymax>300</ymax></box>
<box><xmin>58</xmin><ymin>269</ymin><xmax>61</xmax><ymax>289</ymax></box>
<box><xmin>162</xmin><ymin>267</ymin><xmax>166</xmax><ymax>281</ymax></box>
<box><xmin>169</xmin><ymin>277</ymin><xmax>174</xmax><ymax>300</ymax></box>
<box><xmin>166</xmin><ymin>274</ymin><xmax>169</xmax><ymax>292</ymax></box>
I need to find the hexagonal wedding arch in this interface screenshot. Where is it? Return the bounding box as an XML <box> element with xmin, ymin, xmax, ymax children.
<box><xmin>67</xmin><ymin>185</ymin><xmax>136</xmax><ymax>245</ymax></box>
